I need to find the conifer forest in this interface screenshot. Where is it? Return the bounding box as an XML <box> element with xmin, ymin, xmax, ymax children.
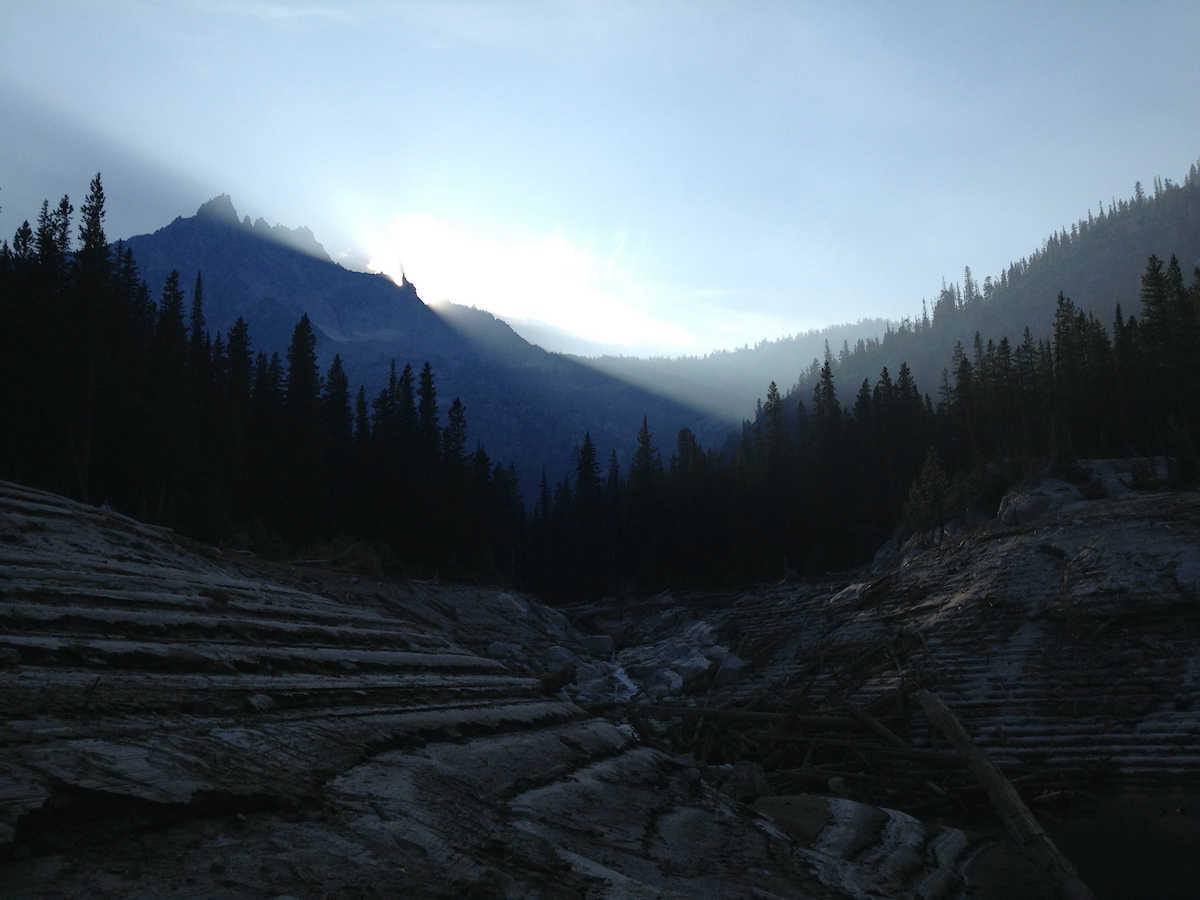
<box><xmin>2</xmin><ymin>173</ymin><xmax>1200</xmax><ymax>603</ymax></box>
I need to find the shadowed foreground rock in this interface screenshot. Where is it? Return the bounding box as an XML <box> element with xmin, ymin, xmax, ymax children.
<box><xmin>4</xmin><ymin>476</ymin><xmax>1197</xmax><ymax>898</ymax></box>
<box><xmin>0</xmin><ymin>481</ymin><xmax>854</xmax><ymax>899</ymax></box>
<box><xmin>565</xmin><ymin>477</ymin><xmax>1200</xmax><ymax>898</ymax></box>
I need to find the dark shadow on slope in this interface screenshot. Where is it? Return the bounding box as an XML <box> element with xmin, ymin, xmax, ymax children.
<box><xmin>425</xmin><ymin>299</ymin><xmax>735</xmax><ymax>492</ymax></box>
<box><xmin>122</xmin><ymin>199</ymin><xmax>733</xmax><ymax>498</ymax></box>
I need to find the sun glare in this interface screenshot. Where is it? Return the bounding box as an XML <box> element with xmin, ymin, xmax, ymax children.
<box><xmin>358</xmin><ymin>215</ymin><xmax>699</xmax><ymax>354</ymax></box>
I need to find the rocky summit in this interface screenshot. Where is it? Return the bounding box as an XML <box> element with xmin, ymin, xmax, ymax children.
<box><xmin>2</xmin><ymin>473</ymin><xmax>1199</xmax><ymax>899</ymax></box>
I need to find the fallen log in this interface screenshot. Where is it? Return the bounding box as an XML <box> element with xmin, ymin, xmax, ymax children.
<box><xmin>767</xmin><ymin>667</ymin><xmax>820</xmax><ymax>737</ymax></box>
<box><xmin>842</xmin><ymin>700</ymin><xmax>910</xmax><ymax>749</ymax></box>
<box><xmin>915</xmin><ymin>689</ymin><xmax>1095</xmax><ymax>900</ymax></box>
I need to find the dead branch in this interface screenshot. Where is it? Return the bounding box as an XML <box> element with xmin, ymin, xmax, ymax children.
<box><xmin>915</xmin><ymin>688</ymin><xmax>1095</xmax><ymax>900</ymax></box>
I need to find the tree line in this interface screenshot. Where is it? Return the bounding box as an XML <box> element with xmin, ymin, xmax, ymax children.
<box><xmin>520</xmin><ymin>254</ymin><xmax>1200</xmax><ymax>598</ymax></box>
<box><xmin>0</xmin><ymin>176</ymin><xmax>522</xmax><ymax>577</ymax></box>
<box><xmin>804</xmin><ymin>160</ymin><xmax>1200</xmax><ymax>408</ymax></box>
<box><xmin>3</xmin><ymin>175</ymin><xmax>1198</xmax><ymax>601</ymax></box>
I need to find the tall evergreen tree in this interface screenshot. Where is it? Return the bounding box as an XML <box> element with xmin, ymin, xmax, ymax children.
<box><xmin>575</xmin><ymin>432</ymin><xmax>600</xmax><ymax>504</ymax></box>
<box><xmin>322</xmin><ymin>355</ymin><xmax>353</xmax><ymax>446</ymax></box>
<box><xmin>354</xmin><ymin>385</ymin><xmax>369</xmax><ymax>447</ymax></box>
<box><xmin>285</xmin><ymin>313</ymin><xmax>321</xmax><ymax>414</ymax></box>
<box><xmin>76</xmin><ymin>174</ymin><xmax>108</xmax><ymax>274</ymax></box>
<box><xmin>417</xmin><ymin>361</ymin><xmax>439</xmax><ymax>463</ymax></box>
<box><xmin>443</xmin><ymin>397</ymin><xmax>467</xmax><ymax>466</ymax></box>
<box><xmin>189</xmin><ymin>272</ymin><xmax>207</xmax><ymax>367</ymax></box>
<box><xmin>398</xmin><ymin>363</ymin><xmax>417</xmax><ymax>436</ymax></box>
<box><xmin>226</xmin><ymin>318</ymin><xmax>253</xmax><ymax>405</ymax></box>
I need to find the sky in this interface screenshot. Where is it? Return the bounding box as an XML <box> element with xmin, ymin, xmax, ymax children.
<box><xmin>3</xmin><ymin>1</ymin><xmax>1200</xmax><ymax>357</ymax></box>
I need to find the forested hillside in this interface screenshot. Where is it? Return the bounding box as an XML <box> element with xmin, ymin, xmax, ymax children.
<box><xmin>528</xmin><ymin>250</ymin><xmax>1200</xmax><ymax>596</ymax></box>
<box><xmin>793</xmin><ymin>160</ymin><xmax>1200</xmax><ymax>409</ymax></box>
<box><xmin>0</xmin><ymin>177</ymin><xmax>527</xmax><ymax>574</ymax></box>
<box><xmin>122</xmin><ymin>195</ymin><xmax>725</xmax><ymax>499</ymax></box>
<box><xmin>3</xmin><ymin>172</ymin><xmax>1198</xmax><ymax>602</ymax></box>
<box><xmin>564</xmin><ymin>161</ymin><xmax>1200</xmax><ymax>432</ymax></box>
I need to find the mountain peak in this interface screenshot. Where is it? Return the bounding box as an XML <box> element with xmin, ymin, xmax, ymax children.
<box><xmin>193</xmin><ymin>195</ymin><xmax>331</xmax><ymax>262</ymax></box>
<box><xmin>196</xmin><ymin>194</ymin><xmax>240</xmax><ymax>223</ymax></box>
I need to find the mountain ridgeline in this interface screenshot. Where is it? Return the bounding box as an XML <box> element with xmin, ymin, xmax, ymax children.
<box><xmin>121</xmin><ymin>195</ymin><xmax>728</xmax><ymax>499</ymax></box>
<box><xmin>2</xmin><ymin>165</ymin><xmax>1199</xmax><ymax>600</ymax></box>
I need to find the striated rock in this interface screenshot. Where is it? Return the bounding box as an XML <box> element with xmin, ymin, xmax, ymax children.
<box><xmin>485</xmin><ymin>639</ymin><xmax>525</xmax><ymax>660</ymax></box>
<box><xmin>0</xmin><ymin>480</ymin><xmax>848</xmax><ymax>899</ymax></box>
<box><xmin>244</xmin><ymin>692</ymin><xmax>275</xmax><ymax>712</ymax></box>
<box><xmin>565</xmin><ymin>483</ymin><xmax>1200</xmax><ymax>894</ymax></box>
<box><xmin>6</xmin><ymin>476</ymin><xmax>1196</xmax><ymax>896</ymax></box>
<box><xmin>996</xmin><ymin>477</ymin><xmax>1082</xmax><ymax>525</ymax></box>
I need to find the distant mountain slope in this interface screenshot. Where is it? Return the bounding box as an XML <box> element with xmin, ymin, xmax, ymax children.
<box><xmin>566</xmin><ymin>319</ymin><xmax>894</xmax><ymax>423</ymax></box>
<box><xmin>122</xmin><ymin>198</ymin><xmax>729</xmax><ymax>495</ymax></box>
<box><xmin>787</xmin><ymin>158</ymin><xmax>1200</xmax><ymax>409</ymax></box>
<box><xmin>582</xmin><ymin>159</ymin><xmax>1200</xmax><ymax>426</ymax></box>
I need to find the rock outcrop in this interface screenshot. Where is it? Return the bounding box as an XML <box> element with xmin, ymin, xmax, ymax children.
<box><xmin>0</xmin><ymin>481</ymin><xmax>845</xmax><ymax>898</ymax></box>
<box><xmin>4</xmin><ymin>475</ymin><xmax>1197</xmax><ymax>897</ymax></box>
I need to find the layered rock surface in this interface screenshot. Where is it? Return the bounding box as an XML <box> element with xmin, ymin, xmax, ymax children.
<box><xmin>3</xmin><ymin>477</ymin><xmax>1198</xmax><ymax>898</ymax></box>
<box><xmin>0</xmin><ymin>481</ymin><xmax>851</xmax><ymax>899</ymax></box>
<box><xmin>693</xmin><ymin>483</ymin><xmax>1200</xmax><ymax>781</ymax></box>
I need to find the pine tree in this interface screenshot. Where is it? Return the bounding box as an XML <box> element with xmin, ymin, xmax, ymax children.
<box><xmin>813</xmin><ymin>358</ymin><xmax>839</xmax><ymax>434</ymax></box>
<box><xmin>155</xmin><ymin>271</ymin><xmax>187</xmax><ymax>353</ymax></box>
<box><xmin>575</xmin><ymin>431</ymin><xmax>600</xmax><ymax>503</ymax></box>
<box><xmin>625</xmin><ymin>416</ymin><xmax>665</xmax><ymax>586</ymax></box>
<box><xmin>398</xmin><ymin>363</ymin><xmax>417</xmax><ymax>436</ymax></box>
<box><xmin>148</xmin><ymin>271</ymin><xmax>190</xmax><ymax>517</ymax></box>
<box><xmin>372</xmin><ymin>361</ymin><xmax>397</xmax><ymax>441</ymax></box>
<box><xmin>189</xmin><ymin>272</ymin><xmax>207</xmax><ymax>367</ymax></box>
<box><xmin>11</xmin><ymin>221</ymin><xmax>33</xmax><ymax>262</ymax></box>
<box><xmin>354</xmin><ymin>386</ymin><xmax>369</xmax><ymax>448</ymax></box>
<box><xmin>905</xmin><ymin>447</ymin><xmax>954</xmax><ymax>532</ymax></box>
<box><xmin>417</xmin><ymin>361</ymin><xmax>439</xmax><ymax>458</ymax></box>
<box><xmin>322</xmin><ymin>355</ymin><xmax>353</xmax><ymax>446</ymax></box>
<box><xmin>630</xmin><ymin>416</ymin><xmax>661</xmax><ymax>482</ymax></box>
<box><xmin>853</xmin><ymin>378</ymin><xmax>872</xmax><ymax>423</ymax></box>
<box><xmin>443</xmin><ymin>397</ymin><xmax>467</xmax><ymax>465</ymax></box>
<box><xmin>1140</xmin><ymin>254</ymin><xmax>1168</xmax><ymax>361</ymax></box>
<box><xmin>763</xmin><ymin>381</ymin><xmax>789</xmax><ymax>462</ymax></box>
<box><xmin>537</xmin><ymin>468</ymin><xmax>552</xmax><ymax>522</ymax></box>
<box><xmin>35</xmin><ymin>197</ymin><xmax>73</xmax><ymax>273</ymax></box>
<box><xmin>226</xmin><ymin>318</ymin><xmax>253</xmax><ymax>405</ymax></box>
<box><xmin>285</xmin><ymin>313</ymin><xmax>321</xmax><ymax>414</ymax></box>
<box><xmin>76</xmin><ymin>174</ymin><xmax>108</xmax><ymax>274</ymax></box>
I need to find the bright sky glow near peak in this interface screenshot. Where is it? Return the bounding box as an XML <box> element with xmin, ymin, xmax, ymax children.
<box><xmin>358</xmin><ymin>214</ymin><xmax>776</xmax><ymax>355</ymax></box>
<box><xmin>2</xmin><ymin>2</ymin><xmax>1200</xmax><ymax>357</ymax></box>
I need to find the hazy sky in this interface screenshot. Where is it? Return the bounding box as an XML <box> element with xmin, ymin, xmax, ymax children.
<box><xmin>3</xmin><ymin>1</ymin><xmax>1199</xmax><ymax>356</ymax></box>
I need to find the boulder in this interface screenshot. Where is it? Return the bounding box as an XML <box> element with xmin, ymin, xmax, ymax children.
<box><xmin>997</xmin><ymin>478</ymin><xmax>1082</xmax><ymax>526</ymax></box>
<box><xmin>579</xmin><ymin>634</ymin><xmax>614</xmax><ymax>656</ymax></box>
<box><xmin>715</xmin><ymin>654</ymin><xmax>746</xmax><ymax>685</ymax></box>
<box><xmin>546</xmin><ymin>645</ymin><xmax>581</xmax><ymax>669</ymax></box>
<box><xmin>669</xmin><ymin>648</ymin><xmax>714</xmax><ymax>682</ymax></box>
